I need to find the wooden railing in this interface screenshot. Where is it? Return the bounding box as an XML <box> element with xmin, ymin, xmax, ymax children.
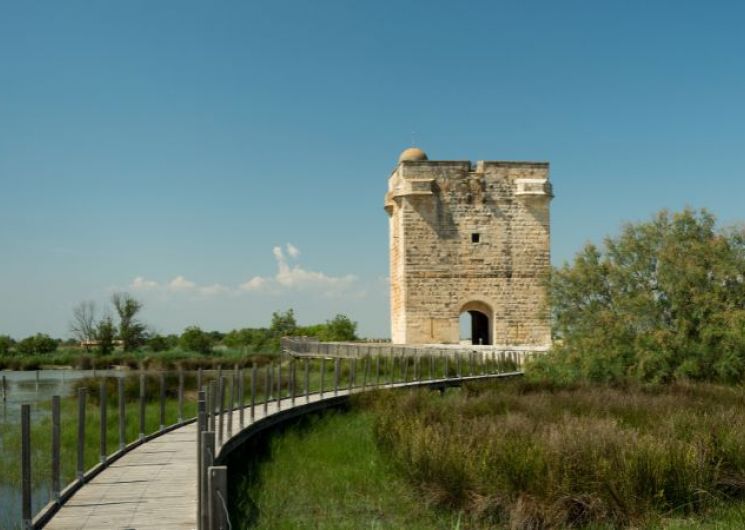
<box><xmin>9</xmin><ymin>340</ymin><xmax>540</xmax><ymax>530</ymax></box>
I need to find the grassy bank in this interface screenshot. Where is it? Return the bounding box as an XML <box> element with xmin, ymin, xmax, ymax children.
<box><xmin>233</xmin><ymin>382</ymin><xmax>745</xmax><ymax>529</ymax></box>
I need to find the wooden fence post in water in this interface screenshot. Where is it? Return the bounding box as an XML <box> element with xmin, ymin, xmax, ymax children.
<box><xmin>178</xmin><ymin>369</ymin><xmax>184</xmax><ymax>423</ymax></box>
<box><xmin>52</xmin><ymin>395</ymin><xmax>61</xmax><ymax>501</ymax></box>
<box><xmin>2</xmin><ymin>374</ymin><xmax>6</xmax><ymax>401</ymax></box>
<box><xmin>118</xmin><ymin>378</ymin><xmax>125</xmax><ymax>451</ymax></box>
<box><xmin>21</xmin><ymin>403</ymin><xmax>32</xmax><ymax>530</ymax></box>
<box><xmin>100</xmin><ymin>379</ymin><xmax>107</xmax><ymax>463</ymax></box>
<box><xmin>139</xmin><ymin>373</ymin><xmax>146</xmax><ymax>440</ymax></box>
<box><xmin>77</xmin><ymin>388</ymin><xmax>86</xmax><ymax>481</ymax></box>
<box><xmin>208</xmin><ymin>466</ymin><xmax>229</xmax><ymax>530</ymax></box>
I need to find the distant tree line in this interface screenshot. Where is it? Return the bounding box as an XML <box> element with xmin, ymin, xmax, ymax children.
<box><xmin>1</xmin><ymin>299</ymin><xmax>358</xmax><ymax>357</ymax></box>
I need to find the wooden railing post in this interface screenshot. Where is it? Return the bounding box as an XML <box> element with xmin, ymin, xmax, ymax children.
<box><xmin>334</xmin><ymin>358</ymin><xmax>340</xmax><ymax>396</ymax></box>
<box><xmin>228</xmin><ymin>368</ymin><xmax>236</xmax><ymax>439</ymax></box>
<box><xmin>208</xmin><ymin>465</ymin><xmax>229</xmax><ymax>530</ymax></box>
<box><xmin>77</xmin><ymin>388</ymin><xmax>86</xmax><ymax>481</ymax></box>
<box><xmin>217</xmin><ymin>376</ymin><xmax>225</xmax><ymax>447</ymax></box>
<box><xmin>239</xmin><ymin>367</ymin><xmax>245</xmax><ymax>429</ymax></box>
<box><xmin>290</xmin><ymin>359</ymin><xmax>296</xmax><ymax>407</ymax></box>
<box><xmin>118</xmin><ymin>378</ymin><xmax>125</xmax><ymax>451</ymax></box>
<box><xmin>21</xmin><ymin>403</ymin><xmax>32</xmax><ymax>530</ymax></box>
<box><xmin>250</xmin><ymin>363</ymin><xmax>256</xmax><ymax>422</ymax></box>
<box><xmin>178</xmin><ymin>369</ymin><xmax>184</xmax><ymax>423</ymax></box>
<box><xmin>159</xmin><ymin>372</ymin><xmax>166</xmax><ymax>431</ymax></box>
<box><xmin>276</xmin><ymin>359</ymin><xmax>282</xmax><ymax>410</ymax></box>
<box><xmin>197</xmin><ymin>367</ymin><xmax>203</xmax><ymax>393</ymax></box>
<box><xmin>375</xmin><ymin>354</ymin><xmax>381</xmax><ymax>386</ymax></box>
<box><xmin>201</xmin><ymin>431</ymin><xmax>215</xmax><ymax>530</ymax></box>
<box><xmin>320</xmin><ymin>357</ymin><xmax>325</xmax><ymax>398</ymax></box>
<box><xmin>264</xmin><ymin>364</ymin><xmax>271</xmax><ymax>416</ymax></box>
<box><xmin>51</xmin><ymin>395</ymin><xmax>61</xmax><ymax>501</ymax></box>
<box><xmin>304</xmin><ymin>358</ymin><xmax>310</xmax><ymax>403</ymax></box>
<box><xmin>100</xmin><ymin>379</ymin><xmax>107</xmax><ymax>463</ymax></box>
<box><xmin>139</xmin><ymin>373</ymin><xmax>146</xmax><ymax>440</ymax></box>
<box><xmin>197</xmin><ymin>392</ymin><xmax>206</xmax><ymax>530</ymax></box>
<box><xmin>457</xmin><ymin>352</ymin><xmax>462</xmax><ymax>378</ymax></box>
<box><xmin>348</xmin><ymin>358</ymin><xmax>355</xmax><ymax>393</ymax></box>
<box><xmin>210</xmin><ymin>380</ymin><xmax>218</xmax><ymax>432</ymax></box>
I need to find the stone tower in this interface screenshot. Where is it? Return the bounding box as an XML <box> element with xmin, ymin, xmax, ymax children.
<box><xmin>385</xmin><ymin>147</ymin><xmax>553</xmax><ymax>347</ymax></box>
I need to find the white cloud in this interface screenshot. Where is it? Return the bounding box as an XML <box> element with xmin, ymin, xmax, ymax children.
<box><xmin>239</xmin><ymin>276</ymin><xmax>266</xmax><ymax>291</ymax></box>
<box><xmin>168</xmin><ymin>275</ymin><xmax>196</xmax><ymax>291</ymax></box>
<box><xmin>132</xmin><ymin>276</ymin><xmax>159</xmax><ymax>290</ymax></box>
<box><xmin>128</xmin><ymin>244</ymin><xmax>361</xmax><ymax>299</ymax></box>
<box><xmin>286</xmin><ymin>243</ymin><xmax>300</xmax><ymax>259</ymax></box>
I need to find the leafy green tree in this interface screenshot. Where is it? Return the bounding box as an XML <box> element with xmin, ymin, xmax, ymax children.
<box><xmin>0</xmin><ymin>335</ymin><xmax>15</xmax><ymax>355</ymax></box>
<box><xmin>112</xmin><ymin>293</ymin><xmax>147</xmax><ymax>351</ymax></box>
<box><xmin>320</xmin><ymin>314</ymin><xmax>358</xmax><ymax>341</ymax></box>
<box><xmin>16</xmin><ymin>333</ymin><xmax>58</xmax><ymax>355</ymax></box>
<box><xmin>148</xmin><ymin>334</ymin><xmax>177</xmax><ymax>352</ymax></box>
<box><xmin>179</xmin><ymin>326</ymin><xmax>214</xmax><ymax>355</ymax></box>
<box><xmin>533</xmin><ymin>208</ymin><xmax>745</xmax><ymax>384</ymax></box>
<box><xmin>95</xmin><ymin>315</ymin><xmax>116</xmax><ymax>355</ymax></box>
<box><xmin>270</xmin><ymin>309</ymin><xmax>297</xmax><ymax>337</ymax></box>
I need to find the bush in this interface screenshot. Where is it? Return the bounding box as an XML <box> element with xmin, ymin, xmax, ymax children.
<box><xmin>179</xmin><ymin>326</ymin><xmax>213</xmax><ymax>355</ymax></box>
<box><xmin>0</xmin><ymin>335</ymin><xmax>14</xmax><ymax>355</ymax></box>
<box><xmin>15</xmin><ymin>333</ymin><xmax>58</xmax><ymax>355</ymax></box>
<box><xmin>543</xmin><ymin>208</ymin><xmax>745</xmax><ymax>384</ymax></box>
<box><xmin>368</xmin><ymin>382</ymin><xmax>745</xmax><ymax>528</ymax></box>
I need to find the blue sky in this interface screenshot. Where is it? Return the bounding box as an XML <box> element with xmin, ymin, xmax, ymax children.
<box><xmin>1</xmin><ymin>1</ymin><xmax>744</xmax><ymax>339</ymax></box>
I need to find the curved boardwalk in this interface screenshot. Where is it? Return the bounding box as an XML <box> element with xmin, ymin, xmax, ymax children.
<box><xmin>43</xmin><ymin>374</ymin><xmax>518</xmax><ymax>529</ymax></box>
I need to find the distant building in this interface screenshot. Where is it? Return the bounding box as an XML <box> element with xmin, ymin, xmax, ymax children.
<box><xmin>385</xmin><ymin>147</ymin><xmax>553</xmax><ymax>348</ymax></box>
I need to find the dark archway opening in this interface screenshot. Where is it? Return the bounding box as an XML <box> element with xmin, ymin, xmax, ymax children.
<box><xmin>459</xmin><ymin>309</ymin><xmax>491</xmax><ymax>345</ymax></box>
<box><xmin>469</xmin><ymin>310</ymin><xmax>490</xmax><ymax>345</ymax></box>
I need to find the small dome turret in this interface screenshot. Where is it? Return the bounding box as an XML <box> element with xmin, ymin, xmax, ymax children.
<box><xmin>398</xmin><ymin>147</ymin><xmax>428</xmax><ymax>163</ymax></box>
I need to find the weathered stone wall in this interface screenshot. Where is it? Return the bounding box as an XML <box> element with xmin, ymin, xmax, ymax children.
<box><xmin>385</xmin><ymin>158</ymin><xmax>552</xmax><ymax>347</ymax></box>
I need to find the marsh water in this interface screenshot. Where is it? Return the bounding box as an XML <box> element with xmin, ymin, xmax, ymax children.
<box><xmin>0</xmin><ymin>369</ymin><xmax>129</xmax><ymax>529</ymax></box>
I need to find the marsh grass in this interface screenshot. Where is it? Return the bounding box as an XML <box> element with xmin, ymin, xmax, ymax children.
<box><xmin>230</xmin><ymin>409</ymin><xmax>462</xmax><ymax>530</ymax></box>
<box><xmin>368</xmin><ymin>381</ymin><xmax>745</xmax><ymax>528</ymax></box>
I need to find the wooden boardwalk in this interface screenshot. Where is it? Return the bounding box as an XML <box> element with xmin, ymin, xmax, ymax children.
<box><xmin>43</xmin><ymin>373</ymin><xmax>519</xmax><ymax>529</ymax></box>
<box><xmin>44</xmin><ymin>390</ymin><xmax>339</xmax><ymax>530</ymax></box>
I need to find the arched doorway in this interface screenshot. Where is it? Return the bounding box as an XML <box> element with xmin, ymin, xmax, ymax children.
<box><xmin>458</xmin><ymin>302</ymin><xmax>492</xmax><ymax>345</ymax></box>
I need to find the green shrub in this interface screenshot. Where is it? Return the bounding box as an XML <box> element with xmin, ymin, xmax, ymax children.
<box><xmin>368</xmin><ymin>381</ymin><xmax>745</xmax><ymax>528</ymax></box>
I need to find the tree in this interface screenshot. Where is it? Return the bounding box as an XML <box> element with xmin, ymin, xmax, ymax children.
<box><xmin>112</xmin><ymin>293</ymin><xmax>147</xmax><ymax>351</ymax></box>
<box><xmin>320</xmin><ymin>314</ymin><xmax>358</xmax><ymax>341</ymax></box>
<box><xmin>70</xmin><ymin>301</ymin><xmax>97</xmax><ymax>344</ymax></box>
<box><xmin>270</xmin><ymin>309</ymin><xmax>297</xmax><ymax>337</ymax></box>
<box><xmin>533</xmin><ymin>208</ymin><xmax>745</xmax><ymax>384</ymax></box>
<box><xmin>16</xmin><ymin>333</ymin><xmax>58</xmax><ymax>355</ymax></box>
<box><xmin>179</xmin><ymin>326</ymin><xmax>214</xmax><ymax>355</ymax></box>
<box><xmin>95</xmin><ymin>315</ymin><xmax>116</xmax><ymax>355</ymax></box>
<box><xmin>148</xmin><ymin>334</ymin><xmax>177</xmax><ymax>352</ymax></box>
<box><xmin>0</xmin><ymin>335</ymin><xmax>15</xmax><ymax>355</ymax></box>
